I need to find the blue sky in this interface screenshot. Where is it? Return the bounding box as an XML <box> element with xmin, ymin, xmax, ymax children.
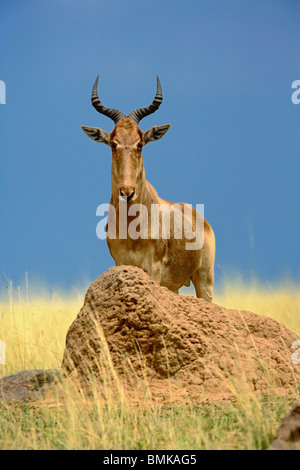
<box><xmin>0</xmin><ymin>0</ymin><xmax>299</xmax><ymax>293</ymax></box>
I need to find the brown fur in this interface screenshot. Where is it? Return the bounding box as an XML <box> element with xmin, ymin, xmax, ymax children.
<box><xmin>82</xmin><ymin>116</ymin><xmax>215</xmax><ymax>301</ymax></box>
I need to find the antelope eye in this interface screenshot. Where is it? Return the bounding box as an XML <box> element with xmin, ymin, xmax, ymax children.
<box><xmin>111</xmin><ymin>142</ymin><xmax>117</xmax><ymax>150</ymax></box>
<box><xmin>137</xmin><ymin>143</ymin><xmax>143</xmax><ymax>150</ymax></box>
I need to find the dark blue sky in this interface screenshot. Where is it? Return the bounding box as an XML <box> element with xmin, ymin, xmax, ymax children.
<box><xmin>0</xmin><ymin>0</ymin><xmax>299</xmax><ymax>293</ymax></box>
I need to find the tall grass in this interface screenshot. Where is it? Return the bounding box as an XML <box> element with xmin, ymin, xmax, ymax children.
<box><xmin>0</xmin><ymin>276</ymin><xmax>299</xmax><ymax>450</ymax></box>
<box><xmin>214</xmin><ymin>276</ymin><xmax>300</xmax><ymax>336</ymax></box>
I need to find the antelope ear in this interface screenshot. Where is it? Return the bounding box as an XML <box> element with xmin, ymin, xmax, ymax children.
<box><xmin>143</xmin><ymin>124</ymin><xmax>171</xmax><ymax>144</ymax></box>
<box><xmin>81</xmin><ymin>126</ymin><xmax>110</xmax><ymax>145</ymax></box>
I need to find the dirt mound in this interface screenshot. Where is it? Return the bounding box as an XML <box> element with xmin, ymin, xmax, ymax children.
<box><xmin>61</xmin><ymin>266</ymin><xmax>300</xmax><ymax>404</ymax></box>
<box><xmin>268</xmin><ymin>403</ymin><xmax>300</xmax><ymax>450</ymax></box>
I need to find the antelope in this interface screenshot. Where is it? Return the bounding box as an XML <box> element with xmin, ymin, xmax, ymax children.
<box><xmin>82</xmin><ymin>76</ymin><xmax>215</xmax><ymax>301</ymax></box>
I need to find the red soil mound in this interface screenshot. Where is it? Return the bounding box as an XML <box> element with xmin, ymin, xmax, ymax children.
<box><xmin>61</xmin><ymin>266</ymin><xmax>300</xmax><ymax>404</ymax></box>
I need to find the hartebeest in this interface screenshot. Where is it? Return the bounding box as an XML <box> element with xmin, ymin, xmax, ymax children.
<box><xmin>82</xmin><ymin>76</ymin><xmax>215</xmax><ymax>301</ymax></box>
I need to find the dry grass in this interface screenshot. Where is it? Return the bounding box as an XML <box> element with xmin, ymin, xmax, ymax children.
<box><xmin>0</xmin><ymin>275</ymin><xmax>299</xmax><ymax>450</ymax></box>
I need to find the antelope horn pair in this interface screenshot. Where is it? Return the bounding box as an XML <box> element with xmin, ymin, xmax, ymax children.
<box><xmin>91</xmin><ymin>75</ymin><xmax>163</xmax><ymax>125</ymax></box>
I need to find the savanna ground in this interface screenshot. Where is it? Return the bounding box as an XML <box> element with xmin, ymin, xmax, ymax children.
<box><xmin>0</xmin><ymin>274</ymin><xmax>299</xmax><ymax>450</ymax></box>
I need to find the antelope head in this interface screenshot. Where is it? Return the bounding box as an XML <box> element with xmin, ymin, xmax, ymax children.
<box><xmin>82</xmin><ymin>76</ymin><xmax>170</xmax><ymax>203</ymax></box>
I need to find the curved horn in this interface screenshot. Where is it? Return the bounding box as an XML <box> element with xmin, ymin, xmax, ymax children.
<box><xmin>91</xmin><ymin>75</ymin><xmax>125</xmax><ymax>124</ymax></box>
<box><xmin>129</xmin><ymin>75</ymin><xmax>163</xmax><ymax>124</ymax></box>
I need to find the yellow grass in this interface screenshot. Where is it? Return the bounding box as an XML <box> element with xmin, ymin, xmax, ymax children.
<box><xmin>214</xmin><ymin>277</ymin><xmax>300</xmax><ymax>337</ymax></box>
<box><xmin>0</xmin><ymin>281</ymin><xmax>82</xmax><ymax>375</ymax></box>
<box><xmin>0</xmin><ymin>275</ymin><xmax>299</xmax><ymax>449</ymax></box>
